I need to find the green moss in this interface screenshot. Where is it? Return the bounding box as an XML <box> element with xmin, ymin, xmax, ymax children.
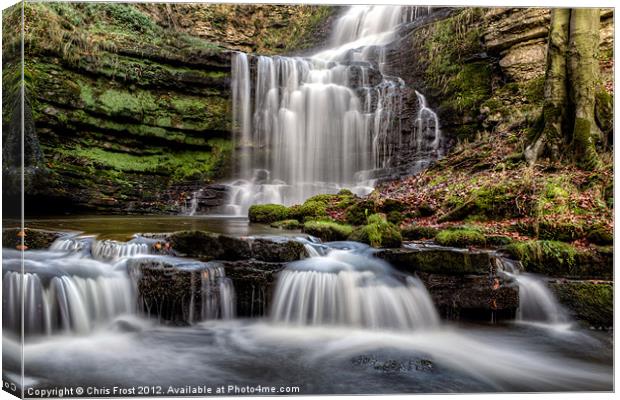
<box><xmin>537</xmin><ymin>219</ymin><xmax>586</xmax><ymax>242</ymax></box>
<box><xmin>551</xmin><ymin>281</ymin><xmax>613</xmax><ymax>328</ymax></box>
<box><xmin>289</xmin><ymin>200</ymin><xmax>327</xmax><ymax>222</ymax></box>
<box><xmin>586</xmin><ymin>225</ymin><xmax>613</xmax><ymax>245</ymax></box>
<box><xmin>348</xmin><ymin>214</ymin><xmax>402</xmax><ymax>248</ymax></box>
<box><xmin>303</xmin><ymin>221</ymin><xmax>353</xmax><ymax>242</ymax></box>
<box><xmin>401</xmin><ymin>225</ymin><xmax>439</xmax><ymax>240</ymax></box>
<box><xmin>345</xmin><ymin>200</ymin><xmax>377</xmax><ymax>225</ymax></box>
<box><xmin>270</xmin><ymin>219</ymin><xmax>301</xmax><ymax>230</ymax></box>
<box><xmin>503</xmin><ymin>240</ymin><xmax>577</xmax><ymax>275</ymax></box>
<box><xmin>248</xmin><ymin>204</ymin><xmax>289</xmax><ymax>224</ymax></box>
<box><xmin>337</xmin><ymin>188</ymin><xmax>354</xmax><ymax>196</ymax></box>
<box><xmin>386</xmin><ymin>210</ymin><xmax>404</xmax><ymax>225</ymax></box>
<box><xmin>435</xmin><ymin>227</ymin><xmax>486</xmax><ymax>248</ymax></box>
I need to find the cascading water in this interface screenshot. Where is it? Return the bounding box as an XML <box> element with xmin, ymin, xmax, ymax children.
<box><xmin>224</xmin><ymin>6</ymin><xmax>442</xmax><ymax>215</ymax></box>
<box><xmin>271</xmin><ymin>243</ymin><xmax>439</xmax><ymax>330</ymax></box>
<box><xmin>494</xmin><ymin>256</ymin><xmax>570</xmax><ymax>325</ymax></box>
<box><xmin>2</xmin><ymin>235</ymin><xmax>236</xmax><ymax>338</ymax></box>
<box><xmin>2</xmin><ymin>249</ymin><xmax>134</xmax><ymax>336</ymax></box>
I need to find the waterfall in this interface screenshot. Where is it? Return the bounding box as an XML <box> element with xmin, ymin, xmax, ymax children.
<box><xmin>495</xmin><ymin>257</ymin><xmax>570</xmax><ymax>325</ymax></box>
<box><xmin>223</xmin><ymin>5</ymin><xmax>441</xmax><ymax>215</ymax></box>
<box><xmin>271</xmin><ymin>248</ymin><xmax>439</xmax><ymax>330</ymax></box>
<box><xmin>2</xmin><ymin>251</ymin><xmax>134</xmax><ymax>337</ymax></box>
<box><xmin>198</xmin><ymin>263</ymin><xmax>236</xmax><ymax>320</ymax></box>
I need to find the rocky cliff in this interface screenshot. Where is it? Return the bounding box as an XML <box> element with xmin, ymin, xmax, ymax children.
<box><xmin>383</xmin><ymin>7</ymin><xmax>613</xmax><ymax>175</ymax></box>
<box><xmin>2</xmin><ymin>2</ymin><xmax>336</xmax><ymax>215</ymax></box>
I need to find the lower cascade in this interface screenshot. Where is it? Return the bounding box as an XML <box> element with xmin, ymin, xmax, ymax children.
<box><xmin>271</xmin><ymin>245</ymin><xmax>439</xmax><ymax>330</ymax></box>
<box><xmin>495</xmin><ymin>256</ymin><xmax>569</xmax><ymax>325</ymax></box>
<box><xmin>2</xmin><ymin>249</ymin><xmax>134</xmax><ymax>336</ymax></box>
<box><xmin>2</xmin><ymin>236</ymin><xmax>237</xmax><ymax>337</ymax></box>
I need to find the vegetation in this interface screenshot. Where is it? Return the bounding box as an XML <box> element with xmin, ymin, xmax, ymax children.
<box><xmin>348</xmin><ymin>214</ymin><xmax>402</xmax><ymax>248</ymax></box>
<box><xmin>248</xmin><ymin>204</ymin><xmax>290</xmax><ymax>224</ymax></box>
<box><xmin>303</xmin><ymin>221</ymin><xmax>353</xmax><ymax>242</ymax></box>
<box><xmin>435</xmin><ymin>227</ymin><xmax>486</xmax><ymax>248</ymax></box>
<box><xmin>270</xmin><ymin>219</ymin><xmax>301</xmax><ymax>230</ymax></box>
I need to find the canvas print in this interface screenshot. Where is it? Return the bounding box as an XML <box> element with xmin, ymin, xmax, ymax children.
<box><xmin>1</xmin><ymin>2</ymin><xmax>614</xmax><ymax>397</ymax></box>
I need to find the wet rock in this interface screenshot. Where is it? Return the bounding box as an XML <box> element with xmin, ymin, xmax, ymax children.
<box><xmin>166</xmin><ymin>231</ymin><xmax>308</xmax><ymax>262</ymax></box>
<box><xmin>375</xmin><ymin>246</ymin><xmax>491</xmax><ymax>275</ymax></box>
<box><xmin>168</xmin><ymin>231</ymin><xmax>252</xmax><ymax>260</ymax></box>
<box><xmin>250</xmin><ymin>237</ymin><xmax>308</xmax><ymax>262</ymax></box>
<box><xmin>418</xmin><ymin>272</ymin><xmax>518</xmax><ymax>320</ymax></box>
<box><xmin>218</xmin><ymin>260</ymin><xmax>287</xmax><ymax>317</ymax></box>
<box><xmin>127</xmin><ymin>257</ymin><xmax>232</xmax><ymax>325</ymax></box>
<box><xmin>548</xmin><ymin>280</ymin><xmax>613</xmax><ymax>329</ymax></box>
<box><xmin>2</xmin><ymin>228</ymin><xmax>63</xmax><ymax>250</ymax></box>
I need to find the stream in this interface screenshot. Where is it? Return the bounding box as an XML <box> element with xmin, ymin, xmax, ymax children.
<box><xmin>2</xmin><ymin>217</ymin><xmax>614</xmax><ymax>395</ymax></box>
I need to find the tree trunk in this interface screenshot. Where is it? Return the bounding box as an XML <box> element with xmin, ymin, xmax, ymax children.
<box><xmin>524</xmin><ymin>9</ymin><xmax>570</xmax><ymax>166</ymax></box>
<box><xmin>567</xmin><ymin>8</ymin><xmax>601</xmax><ymax>170</ymax></box>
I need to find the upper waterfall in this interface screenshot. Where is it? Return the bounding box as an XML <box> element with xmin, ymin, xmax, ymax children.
<box><xmin>225</xmin><ymin>5</ymin><xmax>441</xmax><ymax>215</ymax></box>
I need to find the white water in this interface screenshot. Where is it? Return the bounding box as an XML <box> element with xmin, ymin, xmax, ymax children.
<box><xmin>224</xmin><ymin>6</ymin><xmax>442</xmax><ymax>215</ymax></box>
<box><xmin>271</xmin><ymin>245</ymin><xmax>439</xmax><ymax>330</ymax></box>
<box><xmin>3</xmin><ymin>237</ymin><xmax>236</xmax><ymax>337</ymax></box>
<box><xmin>495</xmin><ymin>256</ymin><xmax>570</xmax><ymax>325</ymax></box>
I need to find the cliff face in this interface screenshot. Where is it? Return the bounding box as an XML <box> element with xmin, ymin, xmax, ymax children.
<box><xmin>383</xmin><ymin>7</ymin><xmax>613</xmax><ymax>175</ymax></box>
<box><xmin>2</xmin><ymin>2</ymin><xmax>336</xmax><ymax>215</ymax></box>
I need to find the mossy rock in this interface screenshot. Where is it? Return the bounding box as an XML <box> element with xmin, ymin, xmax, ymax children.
<box><xmin>499</xmin><ymin>240</ymin><xmax>612</xmax><ymax>278</ymax></box>
<box><xmin>401</xmin><ymin>225</ymin><xmax>439</xmax><ymax>240</ymax></box>
<box><xmin>345</xmin><ymin>199</ymin><xmax>377</xmax><ymax>225</ymax></box>
<box><xmin>485</xmin><ymin>235</ymin><xmax>513</xmax><ymax>246</ymax></box>
<box><xmin>288</xmin><ymin>200</ymin><xmax>327</xmax><ymax>221</ymax></box>
<box><xmin>586</xmin><ymin>225</ymin><xmax>613</xmax><ymax>245</ymax></box>
<box><xmin>303</xmin><ymin>220</ymin><xmax>353</xmax><ymax>242</ymax></box>
<box><xmin>337</xmin><ymin>188</ymin><xmax>354</xmax><ymax>196</ymax></box>
<box><xmin>270</xmin><ymin>219</ymin><xmax>301</xmax><ymax>230</ymax></box>
<box><xmin>417</xmin><ymin>202</ymin><xmax>436</xmax><ymax>217</ymax></box>
<box><xmin>348</xmin><ymin>214</ymin><xmax>402</xmax><ymax>248</ymax></box>
<box><xmin>537</xmin><ymin>219</ymin><xmax>586</xmax><ymax>242</ymax></box>
<box><xmin>435</xmin><ymin>227</ymin><xmax>486</xmax><ymax>248</ymax></box>
<box><xmin>549</xmin><ymin>281</ymin><xmax>613</xmax><ymax>328</ymax></box>
<box><xmin>248</xmin><ymin>204</ymin><xmax>290</xmax><ymax>224</ymax></box>
<box><xmin>386</xmin><ymin>210</ymin><xmax>404</xmax><ymax>225</ymax></box>
<box><xmin>380</xmin><ymin>198</ymin><xmax>406</xmax><ymax>213</ymax></box>
<box><xmin>439</xmin><ymin>183</ymin><xmax>523</xmax><ymax>222</ymax></box>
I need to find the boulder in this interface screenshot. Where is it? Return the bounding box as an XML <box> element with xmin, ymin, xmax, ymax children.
<box><xmin>418</xmin><ymin>272</ymin><xmax>518</xmax><ymax>320</ymax></box>
<box><xmin>548</xmin><ymin>280</ymin><xmax>613</xmax><ymax>329</ymax></box>
<box><xmin>375</xmin><ymin>246</ymin><xmax>492</xmax><ymax>275</ymax></box>
<box><xmin>127</xmin><ymin>257</ymin><xmax>233</xmax><ymax>325</ymax></box>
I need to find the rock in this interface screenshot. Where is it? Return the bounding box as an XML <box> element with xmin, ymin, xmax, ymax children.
<box><xmin>167</xmin><ymin>230</ymin><xmax>308</xmax><ymax>262</ymax></box>
<box><xmin>548</xmin><ymin>280</ymin><xmax>613</xmax><ymax>328</ymax></box>
<box><xmin>418</xmin><ymin>272</ymin><xmax>518</xmax><ymax>320</ymax></box>
<box><xmin>2</xmin><ymin>228</ymin><xmax>63</xmax><ymax>250</ymax></box>
<box><xmin>250</xmin><ymin>237</ymin><xmax>308</xmax><ymax>262</ymax></box>
<box><xmin>127</xmin><ymin>257</ymin><xmax>233</xmax><ymax>324</ymax></box>
<box><xmin>219</xmin><ymin>260</ymin><xmax>287</xmax><ymax>317</ymax></box>
<box><xmin>376</xmin><ymin>246</ymin><xmax>492</xmax><ymax>275</ymax></box>
<box><xmin>498</xmin><ymin>38</ymin><xmax>546</xmax><ymax>82</ymax></box>
<box><xmin>169</xmin><ymin>231</ymin><xmax>252</xmax><ymax>260</ymax></box>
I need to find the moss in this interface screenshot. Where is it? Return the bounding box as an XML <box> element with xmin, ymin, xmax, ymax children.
<box><xmin>503</xmin><ymin>240</ymin><xmax>577</xmax><ymax>275</ymax></box>
<box><xmin>380</xmin><ymin>198</ymin><xmax>406</xmax><ymax>213</ymax></box>
<box><xmin>303</xmin><ymin>221</ymin><xmax>353</xmax><ymax>242</ymax></box>
<box><xmin>270</xmin><ymin>219</ymin><xmax>301</xmax><ymax>230</ymax></box>
<box><xmin>572</xmin><ymin>118</ymin><xmax>600</xmax><ymax>170</ymax></box>
<box><xmin>537</xmin><ymin>219</ymin><xmax>586</xmax><ymax>242</ymax></box>
<box><xmin>485</xmin><ymin>235</ymin><xmax>513</xmax><ymax>246</ymax></box>
<box><xmin>348</xmin><ymin>214</ymin><xmax>402</xmax><ymax>248</ymax></box>
<box><xmin>337</xmin><ymin>188</ymin><xmax>354</xmax><ymax>196</ymax></box>
<box><xmin>386</xmin><ymin>211</ymin><xmax>404</xmax><ymax>225</ymax></box>
<box><xmin>248</xmin><ymin>204</ymin><xmax>289</xmax><ymax>224</ymax></box>
<box><xmin>586</xmin><ymin>225</ymin><xmax>613</xmax><ymax>245</ymax></box>
<box><xmin>550</xmin><ymin>281</ymin><xmax>613</xmax><ymax>328</ymax></box>
<box><xmin>345</xmin><ymin>200</ymin><xmax>377</xmax><ymax>225</ymax></box>
<box><xmin>435</xmin><ymin>227</ymin><xmax>486</xmax><ymax>248</ymax></box>
<box><xmin>289</xmin><ymin>200</ymin><xmax>327</xmax><ymax>221</ymax></box>
<box><xmin>401</xmin><ymin>225</ymin><xmax>439</xmax><ymax>240</ymax></box>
